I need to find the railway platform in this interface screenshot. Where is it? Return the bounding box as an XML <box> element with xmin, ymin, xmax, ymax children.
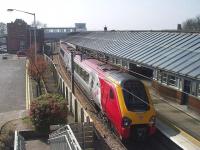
<box><xmin>149</xmin><ymin>87</ymin><xmax>200</xmax><ymax>150</ymax></box>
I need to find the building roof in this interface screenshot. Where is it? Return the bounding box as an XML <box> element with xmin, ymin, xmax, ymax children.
<box><xmin>63</xmin><ymin>31</ymin><xmax>200</xmax><ymax>80</ymax></box>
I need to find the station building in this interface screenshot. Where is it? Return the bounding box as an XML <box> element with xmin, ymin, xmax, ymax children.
<box><xmin>61</xmin><ymin>31</ymin><xmax>200</xmax><ymax>113</ymax></box>
<box><xmin>7</xmin><ymin>19</ymin><xmax>44</xmax><ymax>54</ymax></box>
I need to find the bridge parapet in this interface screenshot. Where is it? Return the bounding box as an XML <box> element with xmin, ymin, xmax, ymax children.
<box><xmin>43</xmin><ymin>28</ymin><xmax>76</xmax><ymax>41</ymax></box>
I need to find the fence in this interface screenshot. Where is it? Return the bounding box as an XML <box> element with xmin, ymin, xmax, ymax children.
<box><xmin>44</xmin><ymin>54</ymin><xmax>92</xmax><ymax>123</ymax></box>
<box><xmin>49</xmin><ymin>124</ymin><xmax>82</xmax><ymax>150</ymax></box>
<box><xmin>44</xmin><ymin>54</ymin><xmax>95</xmax><ymax>150</ymax></box>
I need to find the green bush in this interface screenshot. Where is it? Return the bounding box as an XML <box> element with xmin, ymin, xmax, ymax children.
<box><xmin>30</xmin><ymin>94</ymin><xmax>68</xmax><ymax>132</ymax></box>
<box><xmin>0</xmin><ymin>124</ymin><xmax>15</xmax><ymax>150</ymax></box>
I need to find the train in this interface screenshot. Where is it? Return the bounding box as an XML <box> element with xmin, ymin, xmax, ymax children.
<box><xmin>59</xmin><ymin>42</ymin><xmax>156</xmax><ymax>140</ymax></box>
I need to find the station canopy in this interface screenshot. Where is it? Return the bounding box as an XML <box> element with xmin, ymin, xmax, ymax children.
<box><xmin>63</xmin><ymin>31</ymin><xmax>200</xmax><ymax>80</ymax></box>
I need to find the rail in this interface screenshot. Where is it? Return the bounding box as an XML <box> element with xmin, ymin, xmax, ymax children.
<box><xmin>49</xmin><ymin>125</ymin><xmax>82</xmax><ymax>150</ymax></box>
<box><xmin>14</xmin><ymin>131</ymin><xmax>26</xmax><ymax>150</ymax></box>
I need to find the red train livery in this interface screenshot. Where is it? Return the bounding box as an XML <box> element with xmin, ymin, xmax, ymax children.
<box><xmin>60</xmin><ymin>42</ymin><xmax>156</xmax><ymax>140</ymax></box>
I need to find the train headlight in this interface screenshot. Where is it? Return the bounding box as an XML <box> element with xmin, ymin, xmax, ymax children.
<box><xmin>122</xmin><ymin>117</ymin><xmax>132</xmax><ymax>128</ymax></box>
<box><xmin>149</xmin><ymin>116</ymin><xmax>156</xmax><ymax>126</ymax></box>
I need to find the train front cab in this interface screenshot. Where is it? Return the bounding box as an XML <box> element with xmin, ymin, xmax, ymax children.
<box><xmin>101</xmin><ymin>77</ymin><xmax>156</xmax><ymax>140</ymax></box>
<box><xmin>117</xmin><ymin>79</ymin><xmax>156</xmax><ymax>140</ymax></box>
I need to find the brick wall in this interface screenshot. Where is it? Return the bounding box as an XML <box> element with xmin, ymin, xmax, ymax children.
<box><xmin>152</xmin><ymin>81</ymin><xmax>182</xmax><ymax>103</ymax></box>
<box><xmin>188</xmin><ymin>96</ymin><xmax>200</xmax><ymax>114</ymax></box>
<box><xmin>7</xmin><ymin>19</ymin><xmax>29</xmax><ymax>53</ymax></box>
<box><xmin>152</xmin><ymin>80</ymin><xmax>200</xmax><ymax>113</ymax></box>
<box><xmin>7</xmin><ymin>19</ymin><xmax>44</xmax><ymax>54</ymax></box>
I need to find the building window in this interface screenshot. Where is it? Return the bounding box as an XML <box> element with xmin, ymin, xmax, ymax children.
<box><xmin>153</xmin><ymin>70</ymin><xmax>157</xmax><ymax>80</ymax></box>
<box><xmin>157</xmin><ymin>70</ymin><xmax>162</xmax><ymax>82</ymax></box>
<box><xmin>168</xmin><ymin>75</ymin><xmax>177</xmax><ymax>87</ymax></box>
<box><xmin>122</xmin><ymin>60</ymin><xmax>128</xmax><ymax>68</ymax></box>
<box><xmin>191</xmin><ymin>82</ymin><xmax>197</xmax><ymax>96</ymax></box>
<box><xmin>112</xmin><ymin>58</ymin><xmax>116</xmax><ymax>64</ymax></box>
<box><xmin>116</xmin><ymin>58</ymin><xmax>121</xmax><ymax>65</ymax></box>
<box><xmin>178</xmin><ymin>78</ymin><xmax>183</xmax><ymax>90</ymax></box>
<box><xmin>20</xmin><ymin>40</ymin><xmax>25</xmax><ymax>50</ymax></box>
<box><xmin>198</xmin><ymin>84</ymin><xmax>200</xmax><ymax>97</ymax></box>
<box><xmin>162</xmin><ymin>72</ymin><xmax>167</xmax><ymax>84</ymax></box>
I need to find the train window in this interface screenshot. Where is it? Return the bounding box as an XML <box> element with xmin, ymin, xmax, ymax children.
<box><xmin>82</xmin><ymin>70</ymin><xmax>89</xmax><ymax>83</ymax></box>
<box><xmin>123</xmin><ymin>80</ymin><xmax>149</xmax><ymax>111</ymax></box>
<box><xmin>110</xmin><ymin>88</ymin><xmax>114</xmax><ymax>99</ymax></box>
<box><xmin>91</xmin><ymin>80</ymin><xmax>94</xmax><ymax>88</ymax></box>
<box><xmin>85</xmin><ymin>72</ymin><xmax>89</xmax><ymax>83</ymax></box>
<box><xmin>74</xmin><ymin>63</ymin><xmax>78</xmax><ymax>72</ymax></box>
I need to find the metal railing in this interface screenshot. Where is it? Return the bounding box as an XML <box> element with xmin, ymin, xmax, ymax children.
<box><xmin>14</xmin><ymin>131</ymin><xmax>26</xmax><ymax>150</ymax></box>
<box><xmin>49</xmin><ymin>125</ymin><xmax>82</xmax><ymax>150</ymax></box>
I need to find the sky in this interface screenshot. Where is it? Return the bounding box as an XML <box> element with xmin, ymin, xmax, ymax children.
<box><xmin>0</xmin><ymin>0</ymin><xmax>200</xmax><ymax>30</ymax></box>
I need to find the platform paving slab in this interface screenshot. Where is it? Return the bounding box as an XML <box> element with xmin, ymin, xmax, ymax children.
<box><xmin>156</xmin><ymin>119</ymin><xmax>200</xmax><ymax>150</ymax></box>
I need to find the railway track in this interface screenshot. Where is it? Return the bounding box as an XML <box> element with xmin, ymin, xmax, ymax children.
<box><xmin>53</xmin><ymin>53</ymin><xmax>182</xmax><ymax>150</ymax></box>
<box><xmin>53</xmin><ymin>54</ymin><xmax>126</xmax><ymax>150</ymax></box>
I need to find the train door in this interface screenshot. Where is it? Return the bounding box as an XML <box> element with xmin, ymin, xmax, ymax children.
<box><xmin>181</xmin><ymin>79</ymin><xmax>191</xmax><ymax>105</ymax></box>
<box><xmin>101</xmin><ymin>81</ymin><xmax>109</xmax><ymax>112</ymax></box>
<box><xmin>105</xmin><ymin>86</ymin><xmax>120</xmax><ymax>130</ymax></box>
<box><xmin>89</xmin><ymin>73</ymin><xmax>102</xmax><ymax>109</ymax></box>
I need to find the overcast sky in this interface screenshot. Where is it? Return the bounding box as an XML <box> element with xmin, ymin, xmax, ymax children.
<box><xmin>0</xmin><ymin>0</ymin><xmax>200</xmax><ymax>30</ymax></box>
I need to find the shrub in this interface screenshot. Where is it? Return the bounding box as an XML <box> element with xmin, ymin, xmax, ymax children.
<box><xmin>30</xmin><ymin>94</ymin><xmax>68</xmax><ymax>132</ymax></box>
<box><xmin>0</xmin><ymin>124</ymin><xmax>15</xmax><ymax>150</ymax></box>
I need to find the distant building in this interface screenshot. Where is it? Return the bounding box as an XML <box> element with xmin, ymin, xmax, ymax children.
<box><xmin>7</xmin><ymin>19</ymin><xmax>44</xmax><ymax>54</ymax></box>
<box><xmin>75</xmin><ymin>23</ymin><xmax>87</xmax><ymax>32</ymax></box>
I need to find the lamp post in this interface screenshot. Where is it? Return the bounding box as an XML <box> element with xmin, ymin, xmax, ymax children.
<box><xmin>7</xmin><ymin>9</ymin><xmax>37</xmax><ymax>63</ymax></box>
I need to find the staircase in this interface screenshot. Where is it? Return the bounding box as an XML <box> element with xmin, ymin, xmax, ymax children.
<box><xmin>49</xmin><ymin>122</ymin><xmax>94</xmax><ymax>150</ymax></box>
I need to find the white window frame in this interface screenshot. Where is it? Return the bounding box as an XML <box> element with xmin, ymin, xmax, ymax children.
<box><xmin>162</xmin><ymin>72</ymin><xmax>167</xmax><ymax>84</ymax></box>
<box><xmin>191</xmin><ymin>82</ymin><xmax>197</xmax><ymax>96</ymax></box>
<box><xmin>168</xmin><ymin>74</ymin><xmax>178</xmax><ymax>87</ymax></box>
<box><xmin>197</xmin><ymin>83</ymin><xmax>200</xmax><ymax>97</ymax></box>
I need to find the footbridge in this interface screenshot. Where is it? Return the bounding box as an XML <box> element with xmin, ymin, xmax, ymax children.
<box><xmin>43</xmin><ymin>27</ymin><xmax>76</xmax><ymax>41</ymax></box>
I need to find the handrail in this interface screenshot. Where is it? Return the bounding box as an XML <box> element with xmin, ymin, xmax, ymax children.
<box><xmin>49</xmin><ymin>125</ymin><xmax>82</xmax><ymax>150</ymax></box>
<box><xmin>14</xmin><ymin>131</ymin><xmax>26</xmax><ymax>150</ymax></box>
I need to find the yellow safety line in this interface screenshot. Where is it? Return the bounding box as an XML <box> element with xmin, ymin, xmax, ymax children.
<box><xmin>178</xmin><ymin>126</ymin><xmax>200</xmax><ymax>148</ymax></box>
<box><xmin>158</xmin><ymin>115</ymin><xmax>200</xmax><ymax>148</ymax></box>
<box><xmin>25</xmin><ymin>60</ymin><xmax>30</xmax><ymax>110</ymax></box>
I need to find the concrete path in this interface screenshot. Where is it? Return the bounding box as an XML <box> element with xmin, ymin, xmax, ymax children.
<box><xmin>43</xmin><ymin>67</ymin><xmax>58</xmax><ymax>93</ymax></box>
<box><xmin>0</xmin><ymin>110</ymin><xmax>27</xmax><ymax>129</ymax></box>
<box><xmin>0</xmin><ymin>55</ymin><xmax>26</xmax><ymax>113</ymax></box>
<box><xmin>26</xmin><ymin>138</ymin><xmax>49</xmax><ymax>150</ymax></box>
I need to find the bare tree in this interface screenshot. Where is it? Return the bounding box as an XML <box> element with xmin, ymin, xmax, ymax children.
<box><xmin>0</xmin><ymin>22</ymin><xmax>7</xmax><ymax>35</ymax></box>
<box><xmin>27</xmin><ymin>45</ymin><xmax>47</xmax><ymax>96</ymax></box>
<box><xmin>31</xmin><ymin>21</ymin><xmax>47</xmax><ymax>28</ymax></box>
<box><xmin>182</xmin><ymin>15</ymin><xmax>200</xmax><ymax>31</ymax></box>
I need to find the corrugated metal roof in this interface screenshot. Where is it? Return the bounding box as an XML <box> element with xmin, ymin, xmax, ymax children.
<box><xmin>63</xmin><ymin>31</ymin><xmax>200</xmax><ymax>80</ymax></box>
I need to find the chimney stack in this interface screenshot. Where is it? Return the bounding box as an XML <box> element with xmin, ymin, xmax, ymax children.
<box><xmin>104</xmin><ymin>25</ymin><xmax>107</xmax><ymax>31</ymax></box>
<box><xmin>177</xmin><ymin>24</ymin><xmax>182</xmax><ymax>30</ymax></box>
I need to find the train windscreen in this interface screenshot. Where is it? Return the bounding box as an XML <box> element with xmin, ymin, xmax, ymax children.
<box><xmin>122</xmin><ymin>80</ymin><xmax>149</xmax><ymax>112</ymax></box>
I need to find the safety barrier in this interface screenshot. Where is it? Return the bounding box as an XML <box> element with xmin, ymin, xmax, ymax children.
<box><xmin>49</xmin><ymin>124</ymin><xmax>82</xmax><ymax>150</ymax></box>
<box><xmin>44</xmin><ymin>54</ymin><xmax>92</xmax><ymax>123</ymax></box>
<box><xmin>14</xmin><ymin>131</ymin><xmax>26</xmax><ymax>150</ymax></box>
<box><xmin>44</xmin><ymin>54</ymin><xmax>94</xmax><ymax>150</ymax></box>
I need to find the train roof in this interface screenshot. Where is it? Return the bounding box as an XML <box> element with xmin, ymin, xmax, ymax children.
<box><xmin>61</xmin><ymin>43</ymin><xmax>140</xmax><ymax>84</ymax></box>
<box><xmin>106</xmin><ymin>71</ymin><xmax>139</xmax><ymax>85</ymax></box>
